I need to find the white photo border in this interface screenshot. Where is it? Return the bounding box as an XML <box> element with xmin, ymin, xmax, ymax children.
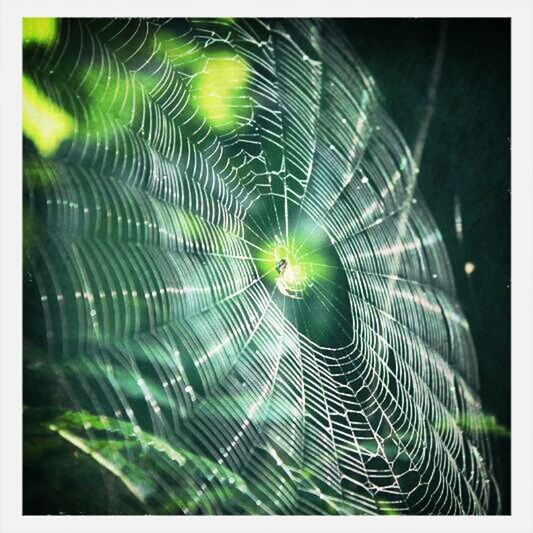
<box><xmin>1</xmin><ymin>1</ymin><xmax>531</xmax><ymax>532</ymax></box>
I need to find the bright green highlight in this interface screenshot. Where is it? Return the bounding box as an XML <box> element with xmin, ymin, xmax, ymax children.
<box><xmin>448</xmin><ymin>413</ymin><xmax>510</xmax><ymax>438</ymax></box>
<box><xmin>251</xmin><ymin>217</ymin><xmax>355</xmax><ymax>348</ymax></box>
<box><xmin>193</xmin><ymin>53</ymin><xmax>249</xmax><ymax>131</ymax></box>
<box><xmin>376</xmin><ymin>499</ymin><xmax>398</xmax><ymax>515</ymax></box>
<box><xmin>255</xmin><ymin>231</ymin><xmax>331</xmax><ymax>298</ymax></box>
<box><xmin>23</xmin><ymin>18</ymin><xmax>58</xmax><ymax>47</ymax></box>
<box><xmin>23</xmin><ymin>75</ymin><xmax>74</xmax><ymax>157</ymax></box>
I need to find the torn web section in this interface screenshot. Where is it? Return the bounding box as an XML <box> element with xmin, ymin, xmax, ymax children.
<box><xmin>181</xmin><ymin>19</ymin><xmax>305</xmax><ymax>247</ymax></box>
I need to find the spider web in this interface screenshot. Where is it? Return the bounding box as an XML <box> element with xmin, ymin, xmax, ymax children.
<box><xmin>23</xmin><ymin>18</ymin><xmax>500</xmax><ymax>514</ymax></box>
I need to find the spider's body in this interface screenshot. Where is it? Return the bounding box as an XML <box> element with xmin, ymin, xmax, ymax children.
<box><xmin>275</xmin><ymin>258</ymin><xmax>304</xmax><ymax>299</ymax></box>
<box><xmin>276</xmin><ymin>258</ymin><xmax>287</xmax><ymax>275</ymax></box>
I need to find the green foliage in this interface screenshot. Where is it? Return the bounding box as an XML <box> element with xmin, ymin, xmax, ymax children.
<box><xmin>192</xmin><ymin>53</ymin><xmax>250</xmax><ymax>131</ymax></box>
<box><xmin>23</xmin><ymin>18</ymin><xmax>58</xmax><ymax>47</ymax></box>
<box><xmin>47</xmin><ymin>409</ymin><xmax>252</xmax><ymax>513</ymax></box>
<box><xmin>22</xmin><ymin>76</ymin><xmax>74</xmax><ymax>157</ymax></box>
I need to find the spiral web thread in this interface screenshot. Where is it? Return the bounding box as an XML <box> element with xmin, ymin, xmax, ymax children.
<box><xmin>23</xmin><ymin>18</ymin><xmax>500</xmax><ymax>514</ymax></box>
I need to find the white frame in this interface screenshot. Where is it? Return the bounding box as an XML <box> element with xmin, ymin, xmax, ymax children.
<box><xmin>1</xmin><ymin>2</ymin><xmax>531</xmax><ymax>532</ymax></box>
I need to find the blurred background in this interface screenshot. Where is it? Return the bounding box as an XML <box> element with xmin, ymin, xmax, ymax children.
<box><xmin>340</xmin><ymin>18</ymin><xmax>511</xmax><ymax>513</ymax></box>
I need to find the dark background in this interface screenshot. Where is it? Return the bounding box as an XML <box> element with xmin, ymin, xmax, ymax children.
<box><xmin>340</xmin><ymin>18</ymin><xmax>511</xmax><ymax>513</ymax></box>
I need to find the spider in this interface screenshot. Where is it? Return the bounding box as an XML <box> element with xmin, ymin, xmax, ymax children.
<box><xmin>275</xmin><ymin>258</ymin><xmax>304</xmax><ymax>300</ymax></box>
<box><xmin>275</xmin><ymin>258</ymin><xmax>287</xmax><ymax>275</ymax></box>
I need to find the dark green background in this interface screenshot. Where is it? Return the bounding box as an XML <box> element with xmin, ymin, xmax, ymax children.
<box><xmin>340</xmin><ymin>18</ymin><xmax>511</xmax><ymax>513</ymax></box>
